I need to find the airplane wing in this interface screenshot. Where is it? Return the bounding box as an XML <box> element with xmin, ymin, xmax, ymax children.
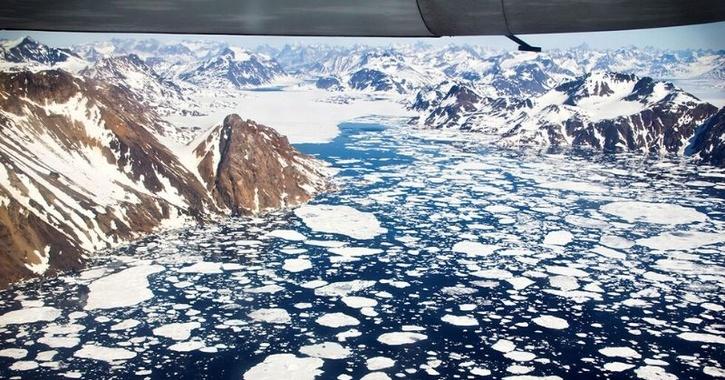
<box><xmin>0</xmin><ymin>0</ymin><xmax>723</xmax><ymax>37</ymax></box>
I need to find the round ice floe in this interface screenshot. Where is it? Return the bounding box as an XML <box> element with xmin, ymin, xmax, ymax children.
<box><xmin>543</xmin><ymin>230</ymin><xmax>573</xmax><ymax>246</ymax></box>
<box><xmin>152</xmin><ymin>322</ymin><xmax>201</xmax><ymax>340</ymax></box>
<box><xmin>243</xmin><ymin>354</ymin><xmax>323</xmax><ymax>380</ymax></box>
<box><xmin>299</xmin><ymin>342</ymin><xmax>351</xmax><ymax>359</ymax></box>
<box><xmin>0</xmin><ymin>306</ymin><xmax>61</xmax><ymax>326</ymax></box>
<box><xmin>84</xmin><ymin>265</ymin><xmax>164</xmax><ymax>310</ymax></box>
<box><xmin>471</xmin><ymin>367</ymin><xmax>491</xmax><ymax>376</ymax></box>
<box><xmin>314</xmin><ymin>280</ymin><xmax>376</xmax><ymax>297</ymax></box>
<box><xmin>315</xmin><ymin>313</ymin><xmax>359</xmax><ymax>328</ymax></box>
<box><xmin>598</xmin><ymin>347</ymin><xmax>642</xmax><ymax>359</ymax></box>
<box><xmin>504</xmin><ymin>351</ymin><xmax>536</xmax><ymax>362</ymax></box>
<box><xmin>377</xmin><ymin>332</ymin><xmax>428</xmax><ymax>345</ymax></box>
<box><xmin>634</xmin><ymin>365</ymin><xmax>677</xmax><ymax>380</ymax></box>
<box><xmin>110</xmin><ymin>319</ymin><xmax>141</xmax><ymax>331</ymax></box>
<box><xmin>441</xmin><ymin>314</ymin><xmax>478</xmax><ymax>327</ymax></box>
<box><xmin>0</xmin><ymin>348</ymin><xmax>27</xmax><ymax>359</ymax></box>
<box><xmin>367</xmin><ymin>356</ymin><xmax>395</xmax><ymax>370</ymax></box>
<box><xmin>636</xmin><ymin>231</ymin><xmax>725</xmax><ymax>251</ymax></box>
<box><xmin>73</xmin><ymin>345</ymin><xmax>137</xmax><ymax>363</ymax></box>
<box><xmin>492</xmin><ymin>339</ymin><xmax>516</xmax><ymax>353</ymax></box>
<box><xmin>532</xmin><ymin>315</ymin><xmax>569</xmax><ymax>330</ymax></box>
<box><xmin>9</xmin><ymin>360</ymin><xmax>38</xmax><ymax>371</ymax></box>
<box><xmin>248</xmin><ymin>308</ymin><xmax>291</xmax><ymax>324</ymax></box>
<box><xmin>361</xmin><ymin>373</ymin><xmax>392</xmax><ymax>380</ymax></box>
<box><xmin>452</xmin><ymin>241</ymin><xmax>499</xmax><ymax>256</ymax></box>
<box><xmin>169</xmin><ymin>341</ymin><xmax>206</xmax><ymax>352</ymax></box>
<box><xmin>282</xmin><ymin>258</ymin><xmax>313</xmax><ymax>273</ymax></box>
<box><xmin>603</xmin><ymin>362</ymin><xmax>635</xmax><ymax>372</ymax></box>
<box><xmin>38</xmin><ymin>336</ymin><xmax>80</xmax><ymax>348</ymax></box>
<box><xmin>600</xmin><ymin>235</ymin><xmax>634</xmax><ymax>249</ymax></box>
<box><xmin>600</xmin><ymin>201</ymin><xmax>707</xmax><ymax>225</ymax></box>
<box><xmin>294</xmin><ymin>204</ymin><xmax>386</xmax><ymax>240</ymax></box>
<box><xmin>341</xmin><ymin>296</ymin><xmax>378</xmax><ymax>308</ymax></box>
<box><xmin>471</xmin><ymin>269</ymin><xmax>513</xmax><ymax>280</ymax></box>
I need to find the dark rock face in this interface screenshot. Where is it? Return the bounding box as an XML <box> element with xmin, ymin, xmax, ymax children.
<box><xmin>193</xmin><ymin>115</ymin><xmax>330</xmax><ymax>215</ymax></box>
<box><xmin>315</xmin><ymin>76</ymin><xmax>341</xmax><ymax>90</ymax></box>
<box><xmin>348</xmin><ymin>69</ymin><xmax>402</xmax><ymax>93</ymax></box>
<box><xmin>0</xmin><ymin>70</ymin><xmax>329</xmax><ymax>287</ymax></box>
<box><xmin>1</xmin><ymin>37</ymin><xmax>79</xmax><ymax>65</ymax></box>
<box><xmin>687</xmin><ymin>108</ymin><xmax>725</xmax><ymax>166</ymax></box>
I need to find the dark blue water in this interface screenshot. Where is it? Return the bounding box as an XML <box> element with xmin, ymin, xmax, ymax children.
<box><xmin>0</xmin><ymin>122</ymin><xmax>723</xmax><ymax>379</ymax></box>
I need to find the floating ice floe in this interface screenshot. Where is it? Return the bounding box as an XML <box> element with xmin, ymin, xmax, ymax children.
<box><xmin>282</xmin><ymin>258</ymin><xmax>313</xmax><ymax>273</ymax></box>
<box><xmin>600</xmin><ymin>201</ymin><xmax>707</xmax><ymax>225</ymax></box>
<box><xmin>634</xmin><ymin>365</ymin><xmax>677</xmax><ymax>380</ymax></box>
<box><xmin>0</xmin><ymin>306</ymin><xmax>61</xmax><ymax>326</ymax></box>
<box><xmin>168</xmin><ymin>341</ymin><xmax>206</xmax><ymax>352</ymax></box>
<box><xmin>328</xmin><ymin>247</ymin><xmax>383</xmax><ymax>258</ymax></box>
<box><xmin>111</xmin><ymin>319</ymin><xmax>141</xmax><ymax>331</ymax></box>
<box><xmin>152</xmin><ymin>322</ymin><xmax>201</xmax><ymax>340</ymax></box>
<box><xmin>506</xmin><ymin>277</ymin><xmax>535</xmax><ymax>290</ymax></box>
<box><xmin>243</xmin><ymin>354</ymin><xmax>323</xmax><ymax>380</ymax></box>
<box><xmin>0</xmin><ymin>348</ymin><xmax>27</xmax><ymax>359</ymax></box>
<box><xmin>178</xmin><ymin>261</ymin><xmax>223</xmax><ymax>274</ymax></box>
<box><xmin>543</xmin><ymin>230</ymin><xmax>573</xmax><ymax>246</ymax></box>
<box><xmin>492</xmin><ymin>339</ymin><xmax>516</xmax><ymax>353</ymax></box>
<box><xmin>367</xmin><ymin>356</ymin><xmax>395</xmax><ymax>370</ymax></box>
<box><xmin>636</xmin><ymin>231</ymin><xmax>725</xmax><ymax>251</ymax></box>
<box><xmin>471</xmin><ymin>269</ymin><xmax>513</xmax><ymax>280</ymax></box>
<box><xmin>452</xmin><ymin>241</ymin><xmax>499</xmax><ymax>256</ymax></box>
<box><xmin>341</xmin><ymin>296</ymin><xmax>378</xmax><ymax>308</ymax></box>
<box><xmin>361</xmin><ymin>372</ymin><xmax>392</xmax><ymax>380</ymax></box>
<box><xmin>248</xmin><ymin>308</ymin><xmax>291</xmax><ymax>324</ymax></box>
<box><xmin>603</xmin><ymin>362</ymin><xmax>636</xmax><ymax>372</ymax></box>
<box><xmin>298</xmin><ymin>342</ymin><xmax>351</xmax><ymax>359</ymax></box>
<box><xmin>532</xmin><ymin>315</ymin><xmax>569</xmax><ymax>330</ymax></box>
<box><xmin>315</xmin><ymin>312</ymin><xmax>359</xmax><ymax>328</ymax></box>
<box><xmin>265</xmin><ymin>229</ymin><xmax>307</xmax><ymax>241</ymax></box>
<box><xmin>441</xmin><ymin>314</ymin><xmax>479</xmax><ymax>327</ymax></box>
<box><xmin>84</xmin><ymin>265</ymin><xmax>164</xmax><ymax>310</ymax></box>
<box><xmin>377</xmin><ymin>332</ymin><xmax>428</xmax><ymax>345</ymax></box>
<box><xmin>677</xmin><ymin>332</ymin><xmax>725</xmax><ymax>344</ymax></box>
<box><xmin>294</xmin><ymin>204</ymin><xmax>387</xmax><ymax>239</ymax></box>
<box><xmin>314</xmin><ymin>280</ymin><xmax>376</xmax><ymax>297</ymax></box>
<box><xmin>73</xmin><ymin>345</ymin><xmax>137</xmax><ymax>363</ymax></box>
<box><xmin>598</xmin><ymin>347</ymin><xmax>642</xmax><ymax>359</ymax></box>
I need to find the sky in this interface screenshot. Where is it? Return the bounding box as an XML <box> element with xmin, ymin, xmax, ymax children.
<box><xmin>1</xmin><ymin>22</ymin><xmax>724</xmax><ymax>50</ymax></box>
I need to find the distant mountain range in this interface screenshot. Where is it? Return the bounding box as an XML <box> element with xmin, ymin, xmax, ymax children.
<box><xmin>411</xmin><ymin>71</ymin><xmax>720</xmax><ymax>161</ymax></box>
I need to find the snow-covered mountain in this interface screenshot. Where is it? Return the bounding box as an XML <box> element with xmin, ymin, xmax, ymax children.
<box><xmin>0</xmin><ymin>36</ymin><xmax>87</xmax><ymax>73</ymax></box>
<box><xmin>413</xmin><ymin>71</ymin><xmax>722</xmax><ymax>162</ymax></box>
<box><xmin>80</xmin><ymin>54</ymin><xmax>192</xmax><ymax>119</ymax></box>
<box><xmin>178</xmin><ymin>47</ymin><xmax>286</xmax><ymax>89</ymax></box>
<box><xmin>0</xmin><ymin>69</ymin><xmax>330</xmax><ymax>286</ymax></box>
